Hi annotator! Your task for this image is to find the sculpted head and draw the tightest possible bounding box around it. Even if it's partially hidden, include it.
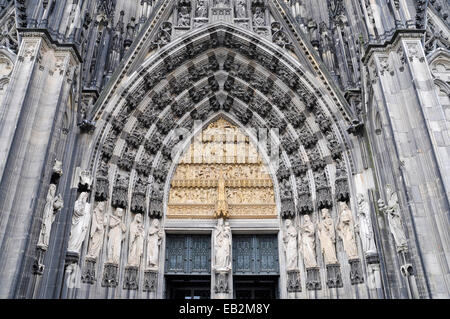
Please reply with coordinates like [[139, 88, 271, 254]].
[[304, 215, 311, 223], [285, 219, 292, 227], [152, 219, 160, 228], [321, 208, 330, 219], [97, 201, 106, 211], [135, 214, 143, 224], [115, 208, 124, 218]]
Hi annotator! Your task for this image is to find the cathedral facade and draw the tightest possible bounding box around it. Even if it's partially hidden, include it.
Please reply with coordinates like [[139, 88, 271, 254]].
[[0, 0, 448, 299]]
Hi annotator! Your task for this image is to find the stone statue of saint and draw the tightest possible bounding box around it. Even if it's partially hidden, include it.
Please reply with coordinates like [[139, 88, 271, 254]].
[[214, 218, 231, 271], [178, 7, 191, 27], [378, 190, 407, 251], [356, 194, 377, 256], [235, 0, 247, 18], [86, 201, 107, 259], [128, 214, 145, 267], [38, 184, 64, 249], [253, 7, 265, 26], [301, 215, 318, 268], [147, 219, 163, 270], [68, 192, 91, 254], [318, 208, 338, 265], [106, 208, 127, 264], [283, 219, 298, 271], [196, 0, 208, 18], [337, 202, 359, 260]]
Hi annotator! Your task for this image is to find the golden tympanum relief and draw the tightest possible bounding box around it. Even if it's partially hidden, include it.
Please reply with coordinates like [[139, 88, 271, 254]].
[[167, 118, 277, 219]]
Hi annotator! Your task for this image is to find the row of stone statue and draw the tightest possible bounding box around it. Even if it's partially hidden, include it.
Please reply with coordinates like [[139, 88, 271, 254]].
[[67, 197, 164, 270], [283, 193, 409, 272]]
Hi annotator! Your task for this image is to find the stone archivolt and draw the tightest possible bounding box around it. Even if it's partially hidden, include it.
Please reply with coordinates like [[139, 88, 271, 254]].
[[167, 118, 277, 219]]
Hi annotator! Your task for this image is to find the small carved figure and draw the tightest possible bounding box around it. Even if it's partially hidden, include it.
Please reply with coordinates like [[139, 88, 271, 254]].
[[356, 194, 377, 256], [318, 209, 338, 265], [128, 214, 145, 267], [147, 219, 163, 270], [106, 208, 127, 264]]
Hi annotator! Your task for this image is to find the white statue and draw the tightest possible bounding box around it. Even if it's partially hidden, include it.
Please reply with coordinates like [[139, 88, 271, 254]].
[[318, 208, 338, 265], [68, 192, 91, 254], [301, 214, 318, 268], [38, 184, 64, 249], [106, 208, 127, 264], [283, 219, 298, 271], [378, 189, 407, 251], [147, 219, 163, 270], [86, 202, 107, 259], [52, 160, 63, 176], [128, 214, 145, 267], [337, 202, 359, 260], [214, 218, 231, 271], [356, 194, 377, 256], [235, 0, 247, 18]]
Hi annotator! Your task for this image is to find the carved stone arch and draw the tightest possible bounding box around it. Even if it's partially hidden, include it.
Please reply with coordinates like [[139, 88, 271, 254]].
[[86, 23, 359, 224]]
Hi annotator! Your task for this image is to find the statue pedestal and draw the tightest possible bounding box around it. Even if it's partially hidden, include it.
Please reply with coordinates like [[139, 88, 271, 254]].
[[143, 269, 158, 293], [326, 264, 343, 288], [214, 269, 230, 298], [306, 267, 321, 291], [101, 263, 119, 288]]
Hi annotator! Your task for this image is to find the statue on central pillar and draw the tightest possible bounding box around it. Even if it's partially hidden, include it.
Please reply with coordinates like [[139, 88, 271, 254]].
[[214, 218, 231, 271]]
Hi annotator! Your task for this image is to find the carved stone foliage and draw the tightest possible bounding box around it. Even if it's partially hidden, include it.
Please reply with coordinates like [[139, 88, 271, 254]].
[[112, 174, 129, 209], [287, 270, 302, 292], [315, 170, 332, 209], [131, 177, 148, 214], [325, 132, 342, 159]]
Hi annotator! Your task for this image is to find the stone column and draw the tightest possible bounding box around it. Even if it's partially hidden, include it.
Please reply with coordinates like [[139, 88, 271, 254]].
[[0, 34, 78, 298]]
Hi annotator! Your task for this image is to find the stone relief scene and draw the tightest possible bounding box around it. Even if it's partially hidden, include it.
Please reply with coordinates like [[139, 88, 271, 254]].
[[0, 0, 448, 301]]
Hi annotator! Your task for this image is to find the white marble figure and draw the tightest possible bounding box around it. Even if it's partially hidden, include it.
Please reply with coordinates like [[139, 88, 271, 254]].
[[253, 7, 265, 26], [38, 184, 64, 249], [214, 218, 231, 271], [147, 219, 163, 270], [356, 194, 377, 256], [337, 202, 359, 260], [106, 208, 127, 264], [68, 192, 91, 254], [378, 190, 408, 251], [318, 208, 338, 265], [301, 215, 318, 268], [86, 202, 107, 259], [178, 7, 191, 27], [52, 160, 63, 176], [283, 219, 298, 271], [128, 214, 145, 267]]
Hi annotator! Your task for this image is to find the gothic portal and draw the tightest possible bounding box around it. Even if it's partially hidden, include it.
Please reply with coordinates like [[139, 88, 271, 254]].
[[0, 0, 449, 299]]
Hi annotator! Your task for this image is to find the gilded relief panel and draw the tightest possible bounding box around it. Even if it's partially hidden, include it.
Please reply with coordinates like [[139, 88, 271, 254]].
[[167, 118, 277, 219]]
